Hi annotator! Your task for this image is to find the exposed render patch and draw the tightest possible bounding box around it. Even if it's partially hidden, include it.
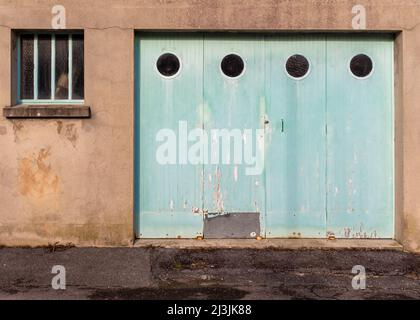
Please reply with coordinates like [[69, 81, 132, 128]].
[[18, 148, 59, 198]]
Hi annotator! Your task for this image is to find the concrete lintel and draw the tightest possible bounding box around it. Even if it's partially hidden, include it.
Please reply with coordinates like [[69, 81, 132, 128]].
[[134, 239, 404, 251]]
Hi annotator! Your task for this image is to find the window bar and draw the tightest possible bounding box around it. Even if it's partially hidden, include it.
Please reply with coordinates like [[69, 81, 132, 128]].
[[68, 34, 73, 100], [17, 35, 21, 102], [51, 34, 56, 100], [33, 34, 38, 100]]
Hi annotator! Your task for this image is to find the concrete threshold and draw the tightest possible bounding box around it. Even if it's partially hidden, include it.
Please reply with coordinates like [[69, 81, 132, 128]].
[[134, 239, 403, 251]]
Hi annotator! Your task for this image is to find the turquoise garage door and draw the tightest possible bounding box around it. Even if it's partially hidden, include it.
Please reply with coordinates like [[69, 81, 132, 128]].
[[135, 34, 394, 239]]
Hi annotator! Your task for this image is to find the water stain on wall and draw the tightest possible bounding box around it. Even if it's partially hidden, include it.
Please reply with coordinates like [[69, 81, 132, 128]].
[[0, 126, 7, 135], [12, 121, 24, 142], [56, 121, 63, 135], [56, 121, 79, 148], [19, 148, 59, 198]]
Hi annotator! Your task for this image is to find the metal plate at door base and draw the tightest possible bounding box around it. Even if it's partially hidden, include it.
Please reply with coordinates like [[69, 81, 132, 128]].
[[204, 212, 261, 239]]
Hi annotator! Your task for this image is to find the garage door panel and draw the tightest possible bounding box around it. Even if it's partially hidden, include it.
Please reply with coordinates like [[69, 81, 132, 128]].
[[203, 35, 266, 238], [326, 35, 394, 238], [137, 34, 204, 238], [135, 33, 395, 240], [265, 35, 327, 238]]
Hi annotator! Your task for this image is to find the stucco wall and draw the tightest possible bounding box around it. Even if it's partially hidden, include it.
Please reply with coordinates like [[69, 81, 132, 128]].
[[0, 0, 419, 251]]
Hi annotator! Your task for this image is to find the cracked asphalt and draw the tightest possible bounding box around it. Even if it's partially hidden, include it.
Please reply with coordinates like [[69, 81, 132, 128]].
[[0, 248, 419, 300]]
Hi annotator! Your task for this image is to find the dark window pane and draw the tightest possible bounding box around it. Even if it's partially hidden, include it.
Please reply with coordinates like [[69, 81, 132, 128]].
[[350, 54, 373, 78], [156, 53, 180, 77], [72, 34, 84, 99], [20, 34, 34, 99], [286, 54, 309, 79], [55, 34, 69, 99], [221, 54, 244, 78], [37, 34, 51, 99]]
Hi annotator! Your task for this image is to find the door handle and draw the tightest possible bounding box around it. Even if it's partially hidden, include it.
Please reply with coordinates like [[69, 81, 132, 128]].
[[264, 118, 284, 132]]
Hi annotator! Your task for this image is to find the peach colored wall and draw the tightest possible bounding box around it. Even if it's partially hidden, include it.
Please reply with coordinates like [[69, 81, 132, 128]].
[[0, 0, 419, 251]]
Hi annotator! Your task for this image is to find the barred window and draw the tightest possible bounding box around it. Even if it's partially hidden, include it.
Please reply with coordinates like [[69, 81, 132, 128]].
[[19, 33, 84, 103]]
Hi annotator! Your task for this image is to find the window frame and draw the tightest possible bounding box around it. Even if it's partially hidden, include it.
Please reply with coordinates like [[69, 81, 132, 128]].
[[284, 54, 311, 81], [220, 53, 246, 79], [17, 31, 84, 105], [348, 53, 375, 80], [155, 52, 182, 79]]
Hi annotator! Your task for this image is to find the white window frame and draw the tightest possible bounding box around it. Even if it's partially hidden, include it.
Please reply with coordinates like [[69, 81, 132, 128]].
[[17, 32, 84, 105]]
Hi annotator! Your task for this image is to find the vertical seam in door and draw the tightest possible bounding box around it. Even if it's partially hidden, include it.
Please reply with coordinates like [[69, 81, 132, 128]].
[[134, 34, 141, 238], [263, 34, 267, 238], [201, 34, 205, 221], [325, 34, 328, 237], [391, 38, 396, 238]]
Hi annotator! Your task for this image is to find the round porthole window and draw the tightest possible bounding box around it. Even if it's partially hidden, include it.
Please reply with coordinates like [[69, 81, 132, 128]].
[[350, 54, 373, 78], [221, 54, 245, 78], [156, 53, 181, 78], [285, 54, 310, 79]]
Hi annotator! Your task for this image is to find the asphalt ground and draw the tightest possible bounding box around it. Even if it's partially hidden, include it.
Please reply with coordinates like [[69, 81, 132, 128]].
[[0, 247, 419, 300]]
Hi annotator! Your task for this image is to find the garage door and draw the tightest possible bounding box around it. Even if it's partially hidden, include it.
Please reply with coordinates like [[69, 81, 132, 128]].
[[135, 34, 394, 239]]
